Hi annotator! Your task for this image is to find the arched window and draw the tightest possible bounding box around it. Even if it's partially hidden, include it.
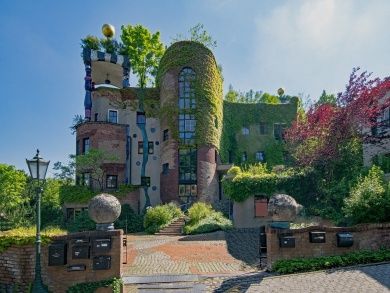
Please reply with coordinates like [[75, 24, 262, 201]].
[[178, 67, 197, 202], [178, 67, 196, 145]]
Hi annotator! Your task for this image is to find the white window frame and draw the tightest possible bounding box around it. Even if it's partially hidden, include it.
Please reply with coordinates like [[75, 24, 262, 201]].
[[107, 109, 118, 124]]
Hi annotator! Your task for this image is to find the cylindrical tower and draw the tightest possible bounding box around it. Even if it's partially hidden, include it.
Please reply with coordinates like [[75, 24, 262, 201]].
[[157, 41, 223, 204]]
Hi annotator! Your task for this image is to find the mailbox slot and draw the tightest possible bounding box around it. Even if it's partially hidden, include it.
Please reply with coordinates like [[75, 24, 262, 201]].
[[309, 231, 326, 243], [92, 238, 111, 254], [71, 237, 89, 245], [48, 242, 67, 266], [67, 264, 86, 272], [72, 245, 90, 259], [337, 232, 353, 247], [279, 236, 295, 248], [93, 255, 111, 270]]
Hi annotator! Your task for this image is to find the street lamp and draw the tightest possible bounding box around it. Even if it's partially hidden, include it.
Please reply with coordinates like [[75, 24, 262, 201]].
[[26, 149, 50, 293]]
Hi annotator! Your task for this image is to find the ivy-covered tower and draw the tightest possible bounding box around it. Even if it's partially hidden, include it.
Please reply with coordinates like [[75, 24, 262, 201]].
[[157, 41, 223, 204]]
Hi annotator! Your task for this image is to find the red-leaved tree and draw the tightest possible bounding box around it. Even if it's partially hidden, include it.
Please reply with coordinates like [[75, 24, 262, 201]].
[[285, 68, 390, 167]]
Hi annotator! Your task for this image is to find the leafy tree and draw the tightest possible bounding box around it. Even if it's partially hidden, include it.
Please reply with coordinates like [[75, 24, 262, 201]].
[[70, 114, 84, 135], [344, 165, 390, 224], [120, 24, 165, 88], [224, 84, 240, 102], [76, 149, 118, 190], [100, 38, 121, 54], [41, 178, 64, 227], [172, 23, 217, 49], [0, 164, 27, 214], [260, 92, 280, 104], [316, 90, 336, 106], [224, 85, 280, 104], [53, 155, 75, 184]]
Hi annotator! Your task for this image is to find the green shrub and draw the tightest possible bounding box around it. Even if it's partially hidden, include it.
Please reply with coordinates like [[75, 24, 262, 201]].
[[343, 165, 390, 224], [372, 154, 390, 173], [0, 226, 66, 253], [184, 202, 232, 235], [272, 248, 390, 274], [114, 204, 144, 233], [143, 203, 183, 234], [66, 211, 95, 233], [67, 277, 123, 293], [187, 202, 213, 224]]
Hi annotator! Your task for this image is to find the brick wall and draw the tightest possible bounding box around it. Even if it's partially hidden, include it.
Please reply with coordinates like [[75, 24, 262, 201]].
[[266, 223, 390, 269], [0, 230, 123, 293]]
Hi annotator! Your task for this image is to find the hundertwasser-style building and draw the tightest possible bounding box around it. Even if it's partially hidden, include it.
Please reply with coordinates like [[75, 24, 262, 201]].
[[72, 40, 298, 215]]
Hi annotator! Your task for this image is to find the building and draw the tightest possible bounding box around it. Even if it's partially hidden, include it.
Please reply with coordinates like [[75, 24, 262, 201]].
[[73, 40, 298, 214]]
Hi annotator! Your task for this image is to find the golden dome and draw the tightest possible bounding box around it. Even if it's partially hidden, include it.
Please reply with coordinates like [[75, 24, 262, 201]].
[[277, 88, 285, 96], [102, 24, 115, 38]]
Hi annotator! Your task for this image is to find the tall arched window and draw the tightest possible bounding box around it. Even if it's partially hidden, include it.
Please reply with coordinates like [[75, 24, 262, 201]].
[[178, 67, 196, 145], [178, 67, 197, 202]]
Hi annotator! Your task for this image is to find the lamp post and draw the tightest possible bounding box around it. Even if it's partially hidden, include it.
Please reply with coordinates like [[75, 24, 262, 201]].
[[26, 149, 50, 293]]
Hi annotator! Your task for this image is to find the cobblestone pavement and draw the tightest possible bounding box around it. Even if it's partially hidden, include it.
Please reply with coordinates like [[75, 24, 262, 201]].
[[205, 264, 390, 292], [123, 232, 255, 276]]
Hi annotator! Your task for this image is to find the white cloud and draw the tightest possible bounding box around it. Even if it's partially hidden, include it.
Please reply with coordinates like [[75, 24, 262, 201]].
[[251, 0, 390, 99]]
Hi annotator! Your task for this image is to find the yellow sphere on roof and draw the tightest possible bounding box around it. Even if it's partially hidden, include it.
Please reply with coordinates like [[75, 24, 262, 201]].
[[102, 24, 115, 38], [277, 87, 285, 96]]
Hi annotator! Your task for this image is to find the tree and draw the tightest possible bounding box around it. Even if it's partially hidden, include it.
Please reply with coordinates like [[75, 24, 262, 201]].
[[172, 23, 217, 49], [53, 155, 76, 184], [224, 85, 280, 104], [260, 92, 280, 104], [76, 149, 118, 190], [285, 68, 390, 167], [0, 164, 27, 213], [316, 90, 336, 106], [81, 35, 100, 51], [120, 25, 165, 88], [344, 165, 390, 224]]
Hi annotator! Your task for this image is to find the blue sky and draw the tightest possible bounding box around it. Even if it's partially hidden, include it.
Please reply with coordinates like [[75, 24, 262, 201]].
[[0, 0, 389, 175]]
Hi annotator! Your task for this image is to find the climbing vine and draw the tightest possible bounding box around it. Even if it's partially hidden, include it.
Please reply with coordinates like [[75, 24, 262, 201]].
[[157, 41, 223, 148], [220, 100, 298, 164]]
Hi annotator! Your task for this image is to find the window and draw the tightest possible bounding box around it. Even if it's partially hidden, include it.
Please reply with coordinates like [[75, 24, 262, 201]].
[[82, 172, 91, 187], [141, 176, 150, 187], [162, 163, 169, 175], [106, 175, 118, 189], [163, 129, 169, 141], [138, 141, 154, 154], [94, 113, 98, 121], [228, 151, 233, 164], [179, 184, 197, 202], [256, 151, 265, 162], [259, 123, 269, 135], [255, 199, 268, 217], [108, 110, 118, 123], [242, 152, 247, 162], [76, 140, 80, 155], [179, 148, 197, 183], [136, 112, 146, 124], [179, 68, 196, 145], [274, 123, 287, 140], [178, 67, 196, 110], [179, 114, 196, 145], [148, 142, 154, 154], [242, 127, 249, 135], [138, 141, 143, 154], [83, 138, 90, 154], [66, 208, 74, 221]]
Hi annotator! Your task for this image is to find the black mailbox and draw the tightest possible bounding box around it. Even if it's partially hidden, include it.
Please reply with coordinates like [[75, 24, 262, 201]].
[[337, 232, 353, 247], [72, 245, 90, 259], [309, 231, 326, 243], [92, 238, 111, 253], [72, 237, 89, 245], [93, 255, 111, 270], [279, 236, 295, 248], [48, 242, 67, 266]]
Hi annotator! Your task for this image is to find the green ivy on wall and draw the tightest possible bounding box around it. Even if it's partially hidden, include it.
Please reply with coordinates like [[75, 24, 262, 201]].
[[156, 41, 223, 148], [222, 165, 313, 202], [220, 100, 298, 165]]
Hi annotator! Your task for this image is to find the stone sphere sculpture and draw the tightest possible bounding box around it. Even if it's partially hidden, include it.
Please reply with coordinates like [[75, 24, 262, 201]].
[[268, 194, 303, 221], [88, 193, 121, 231]]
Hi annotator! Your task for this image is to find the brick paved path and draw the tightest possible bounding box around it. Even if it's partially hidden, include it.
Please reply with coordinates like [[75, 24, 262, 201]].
[[123, 232, 255, 276]]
